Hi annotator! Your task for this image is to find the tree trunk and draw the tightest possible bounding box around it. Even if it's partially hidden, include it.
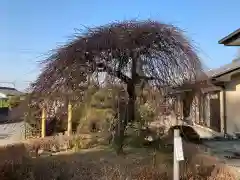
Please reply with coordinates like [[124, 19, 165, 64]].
[[128, 53, 137, 123], [114, 123, 126, 155], [127, 81, 136, 123], [113, 96, 127, 155], [113, 53, 138, 154]]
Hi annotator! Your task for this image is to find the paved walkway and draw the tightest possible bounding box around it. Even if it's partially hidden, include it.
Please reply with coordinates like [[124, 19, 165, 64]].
[[192, 124, 222, 138]]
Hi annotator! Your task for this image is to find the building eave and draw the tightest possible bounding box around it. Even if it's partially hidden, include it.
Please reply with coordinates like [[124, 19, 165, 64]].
[[218, 28, 240, 46]]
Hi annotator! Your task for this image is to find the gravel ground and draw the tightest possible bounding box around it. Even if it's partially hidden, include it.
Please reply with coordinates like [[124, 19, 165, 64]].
[[203, 139, 240, 176], [0, 121, 26, 145]]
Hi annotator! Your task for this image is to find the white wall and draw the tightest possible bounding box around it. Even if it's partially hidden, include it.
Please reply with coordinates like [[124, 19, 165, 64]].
[[225, 75, 240, 135], [0, 92, 7, 98]]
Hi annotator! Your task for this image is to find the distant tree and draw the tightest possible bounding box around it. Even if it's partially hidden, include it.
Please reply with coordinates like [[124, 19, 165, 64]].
[[31, 20, 204, 154], [8, 96, 21, 109]]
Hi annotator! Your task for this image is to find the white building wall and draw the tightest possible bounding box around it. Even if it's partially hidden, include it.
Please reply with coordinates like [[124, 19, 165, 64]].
[[225, 75, 240, 135]]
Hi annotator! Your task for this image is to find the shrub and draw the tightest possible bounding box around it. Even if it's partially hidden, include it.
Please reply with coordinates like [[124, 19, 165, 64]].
[[8, 96, 22, 109], [71, 135, 99, 151]]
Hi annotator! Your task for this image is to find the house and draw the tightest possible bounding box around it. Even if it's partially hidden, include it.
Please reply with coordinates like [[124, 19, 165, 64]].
[[0, 86, 23, 98], [0, 87, 23, 116], [204, 29, 240, 136], [204, 58, 240, 135], [218, 28, 240, 46], [166, 29, 240, 136], [184, 29, 240, 135]]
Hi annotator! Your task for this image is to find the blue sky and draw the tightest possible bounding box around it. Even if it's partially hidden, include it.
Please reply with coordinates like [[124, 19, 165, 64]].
[[1, 0, 239, 90]]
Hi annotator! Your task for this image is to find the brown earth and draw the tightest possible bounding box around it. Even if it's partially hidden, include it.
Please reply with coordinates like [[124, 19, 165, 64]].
[[0, 134, 237, 180]]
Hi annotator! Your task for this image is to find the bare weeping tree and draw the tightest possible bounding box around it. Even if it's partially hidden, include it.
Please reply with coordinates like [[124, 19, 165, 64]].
[[31, 20, 204, 154]]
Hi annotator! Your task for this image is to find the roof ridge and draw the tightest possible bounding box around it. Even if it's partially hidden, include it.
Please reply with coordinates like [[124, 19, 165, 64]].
[[0, 87, 17, 90]]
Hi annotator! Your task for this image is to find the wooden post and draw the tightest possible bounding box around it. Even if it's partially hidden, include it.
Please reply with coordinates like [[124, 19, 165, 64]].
[[41, 107, 46, 138], [67, 102, 72, 136], [177, 94, 181, 124], [173, 94, 184, 180], [173, 129, 180, 180]]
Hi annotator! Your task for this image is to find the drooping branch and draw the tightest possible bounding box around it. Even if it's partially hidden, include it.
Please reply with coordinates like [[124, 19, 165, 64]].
[[31, 20, 204, 97], [28, 20, 207, 154], [97, 62, 131, 84]]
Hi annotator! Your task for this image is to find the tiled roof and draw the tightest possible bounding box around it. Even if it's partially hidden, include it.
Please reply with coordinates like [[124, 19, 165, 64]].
[[166, 59, 240, 94], [219, 28, 240, 45], [206, 58, 240, 78], [0, 87, 23, 96]]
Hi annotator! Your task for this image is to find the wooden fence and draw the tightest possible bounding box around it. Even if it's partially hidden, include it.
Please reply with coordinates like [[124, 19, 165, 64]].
[[24, 101, 73, 139]]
